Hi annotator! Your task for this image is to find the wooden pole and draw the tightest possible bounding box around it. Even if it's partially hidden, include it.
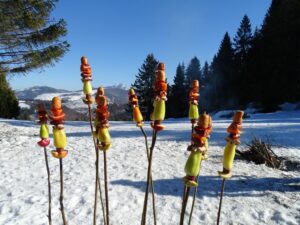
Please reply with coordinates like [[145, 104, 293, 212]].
[[187, 175, 200, 225], [59, 158, 68, 225], [88, 105, 107, 225], [140, 127, 157, 225], [216, 179, 226, 225], [103, 151, 109, 225], [93, 143, 100, 225], [43, 147, 52, 225], [141, 130, 157, 225]]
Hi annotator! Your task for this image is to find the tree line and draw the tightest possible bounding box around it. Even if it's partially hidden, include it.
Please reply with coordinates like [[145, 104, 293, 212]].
[[132, 0, 300, 119]]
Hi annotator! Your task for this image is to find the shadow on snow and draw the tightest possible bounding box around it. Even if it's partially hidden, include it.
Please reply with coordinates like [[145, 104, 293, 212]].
[[111, 175, 300, 198]]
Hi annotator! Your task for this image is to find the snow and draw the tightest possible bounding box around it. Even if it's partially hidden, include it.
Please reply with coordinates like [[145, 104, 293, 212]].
[[279, 102, 300, 111], [0, 111, 299, 225], [18, 101, 30, 109]]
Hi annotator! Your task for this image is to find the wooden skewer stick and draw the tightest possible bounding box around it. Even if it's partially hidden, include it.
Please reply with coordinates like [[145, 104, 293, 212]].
[[187, 175, 200, 225], [49, 97, 68, 225], [87, 104, 107, 225], [43, 147, 52, 225], [181, 112, 210, 225], [128, 87, 157, 225], [59, 158, 68, 225], [140, 62, 168, 225], [94, 87, 112, 225], [103, 150, 110, 225], [141, 130, 158, 225], [140, 126, 157, 225], [180, 186, 191, 225], [216, 178, 226, 225], [37, 103, 52, 225], [80, 57, 106, 225], [217, 111, 244, 225]]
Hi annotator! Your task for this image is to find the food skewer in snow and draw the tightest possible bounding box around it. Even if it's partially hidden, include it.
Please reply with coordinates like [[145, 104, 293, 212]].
[[81, 56, 94, 104], [187, 113, 213, 225], [37, 103, 51, 148], [180, 113, 210, 225], [80, 57, 106, 225], [128, 88, 157, 225], [216, 111, 244, 225], [94, 87, 111, 225], [37, 103, 52, 225], [188, 80, 200, 126], [141, 62, 168, 225], [49, 96, 68, 225], [150, 62, 167, 131], [128, 88, 144, 127], [49, 97, 67, 159]]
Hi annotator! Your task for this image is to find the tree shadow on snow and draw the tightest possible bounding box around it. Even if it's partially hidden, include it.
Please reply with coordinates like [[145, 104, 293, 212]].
[[111, 175, 300, 198], [66, 128, 191, 141], [0, 119, 36, 128]]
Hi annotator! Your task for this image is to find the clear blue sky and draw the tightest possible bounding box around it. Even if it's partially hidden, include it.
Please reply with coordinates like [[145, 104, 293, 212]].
[[9, 0, 272, 91]]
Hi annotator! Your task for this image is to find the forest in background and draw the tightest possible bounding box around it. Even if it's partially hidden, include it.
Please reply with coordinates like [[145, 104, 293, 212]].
[[132, 0, 300, 119]]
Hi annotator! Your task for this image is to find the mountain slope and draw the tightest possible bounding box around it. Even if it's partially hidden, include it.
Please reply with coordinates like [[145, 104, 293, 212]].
[[16, 85, 130, 120]]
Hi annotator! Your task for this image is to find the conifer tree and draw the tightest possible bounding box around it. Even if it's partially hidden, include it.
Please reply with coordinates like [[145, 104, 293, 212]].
[[210, 32, 235, 110], [0, 72, 20, 118], [132, 54, 159, 120], [0, 0, 69, 74], [200, 61, 210, 111], [186, 57, 202, 87], [201, 61, 210, 85], [168, 63, 188, 118], [233, 15, 253, 62], [250, 0, 300, 109], [233, 14, 253, 105]]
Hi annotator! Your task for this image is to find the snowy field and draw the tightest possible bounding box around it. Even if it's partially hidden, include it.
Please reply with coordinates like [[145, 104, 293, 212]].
[[0, 110, 299, 225]]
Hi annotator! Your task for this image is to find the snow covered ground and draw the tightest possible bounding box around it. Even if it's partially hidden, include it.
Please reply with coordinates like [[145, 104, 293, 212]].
[[0, 110, 299, 225]]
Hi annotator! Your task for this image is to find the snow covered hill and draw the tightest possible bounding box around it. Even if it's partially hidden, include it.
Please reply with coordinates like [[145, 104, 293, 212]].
[[15, 85, 129, 120], [0, 111, 299, 225], [16, 85, 128, 105]]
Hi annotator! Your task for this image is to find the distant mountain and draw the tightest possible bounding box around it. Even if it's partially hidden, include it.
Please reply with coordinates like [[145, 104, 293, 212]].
[[16, 86, 70, 100], [16, 85, 130, 121], [16, 85, 128, 105]]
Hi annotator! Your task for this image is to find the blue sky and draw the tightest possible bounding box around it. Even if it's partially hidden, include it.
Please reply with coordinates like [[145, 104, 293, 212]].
[[9, 0, 271, 91]]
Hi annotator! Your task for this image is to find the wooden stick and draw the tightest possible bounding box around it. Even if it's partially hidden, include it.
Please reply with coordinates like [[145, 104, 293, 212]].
[[103, 150, 110, 225], [43, 147, 52, 225], [141, 130, 158, 225], [216, 179, 226, 225], [93, 143, 100, 225], [140, 127, 157, 225], [88, 105, 107, 225], [187, 175, 200, 225], [179, 186, 187, 225], [187, 160, 203, 225], [59, 158, 68, 225], [180, 186, 190, 225]]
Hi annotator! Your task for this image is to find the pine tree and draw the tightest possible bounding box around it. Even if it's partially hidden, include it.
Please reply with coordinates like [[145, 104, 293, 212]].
[[168, 63, 188, 118], [233, 14, 253, 105], [199, 61, 210, 111], [249, 0, 300, 110], [186, 57, 202, 87], [0, 72, 20, 118], [131, 54, 159, 120], [0, 0, 69, 74], [209, 32, 235, 110], [201, 61, 210, 85], [233, 15, 253, 61]]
